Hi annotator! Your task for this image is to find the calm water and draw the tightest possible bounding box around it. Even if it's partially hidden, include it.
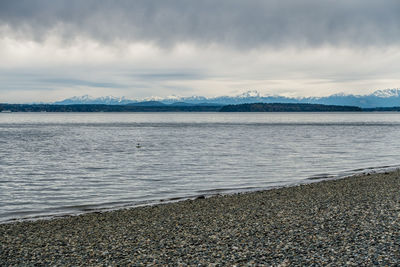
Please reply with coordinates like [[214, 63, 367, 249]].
[[1, 112, 400, 222]]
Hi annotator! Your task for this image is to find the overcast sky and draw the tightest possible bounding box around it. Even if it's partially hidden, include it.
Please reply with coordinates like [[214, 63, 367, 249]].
[[1, 0, 400, 102]]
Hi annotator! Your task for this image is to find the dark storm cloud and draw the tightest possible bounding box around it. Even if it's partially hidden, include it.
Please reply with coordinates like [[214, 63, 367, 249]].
[[0, 0, 399, 48]]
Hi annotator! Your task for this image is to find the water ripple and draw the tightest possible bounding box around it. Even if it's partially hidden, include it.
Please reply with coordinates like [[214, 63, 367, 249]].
[[1, 112, 400, 222]]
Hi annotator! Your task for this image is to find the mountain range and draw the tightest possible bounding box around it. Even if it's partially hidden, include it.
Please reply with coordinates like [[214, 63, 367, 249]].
[[53, 89, 400, 108]]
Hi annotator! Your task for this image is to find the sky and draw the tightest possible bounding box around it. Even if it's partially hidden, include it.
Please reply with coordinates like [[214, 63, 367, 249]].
[[1, 0, 400, 103]]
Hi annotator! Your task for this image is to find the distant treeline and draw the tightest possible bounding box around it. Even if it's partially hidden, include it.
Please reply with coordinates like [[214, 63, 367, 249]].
[[362, 107, 400, 112], [219, 103, 363, 112], [0, 104, 222, 112], [1, 103, 400, 112]]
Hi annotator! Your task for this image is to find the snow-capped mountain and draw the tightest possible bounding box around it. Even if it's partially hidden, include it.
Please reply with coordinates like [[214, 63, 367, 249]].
[[302, 89, 400, 108], [371, 89, 400, 98], [53, 89, 400, 108], [54, 95, 134, 105], [237, 90, 262, 98]]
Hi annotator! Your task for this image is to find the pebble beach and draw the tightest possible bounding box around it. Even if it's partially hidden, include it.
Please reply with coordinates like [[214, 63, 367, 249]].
[[1, 171, 399, 266]]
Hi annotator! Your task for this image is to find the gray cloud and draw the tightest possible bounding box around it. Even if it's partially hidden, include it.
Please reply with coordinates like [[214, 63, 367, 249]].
[[1, 0, 400, 48], [131, 71, 206, 81], [40, 78, 126, 88]]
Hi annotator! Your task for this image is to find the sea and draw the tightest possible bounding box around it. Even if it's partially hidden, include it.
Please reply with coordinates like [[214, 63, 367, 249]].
[[1, 112, 400, 223]]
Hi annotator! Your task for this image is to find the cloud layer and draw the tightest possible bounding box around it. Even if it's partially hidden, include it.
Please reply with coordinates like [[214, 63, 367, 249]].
[[1, 0, 400, 48], [1, 1, 400, 102]]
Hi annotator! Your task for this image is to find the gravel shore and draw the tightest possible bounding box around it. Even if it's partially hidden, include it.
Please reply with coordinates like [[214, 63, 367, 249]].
[[1, 171, 399, 266]]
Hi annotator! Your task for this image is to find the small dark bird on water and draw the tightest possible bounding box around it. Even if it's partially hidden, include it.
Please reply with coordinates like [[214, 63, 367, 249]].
[[136, 143, 141, 148]]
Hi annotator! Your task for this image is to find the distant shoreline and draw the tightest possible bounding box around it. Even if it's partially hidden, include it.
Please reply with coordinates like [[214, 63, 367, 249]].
[[1, 102, 400, 112], [1, 170, 399, 265]]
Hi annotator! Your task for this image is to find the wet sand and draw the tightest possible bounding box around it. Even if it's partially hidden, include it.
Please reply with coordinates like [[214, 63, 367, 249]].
[[1, 171, 399, 266]]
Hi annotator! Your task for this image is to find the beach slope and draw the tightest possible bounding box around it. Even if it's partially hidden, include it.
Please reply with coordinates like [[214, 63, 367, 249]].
[[1, 171, 399, 265]]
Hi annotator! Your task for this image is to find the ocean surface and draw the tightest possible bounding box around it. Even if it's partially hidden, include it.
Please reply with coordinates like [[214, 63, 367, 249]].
[[1, 112, 400, 223]]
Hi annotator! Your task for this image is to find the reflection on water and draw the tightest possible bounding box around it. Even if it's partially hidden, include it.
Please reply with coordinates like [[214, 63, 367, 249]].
[[1, 112, 400, 222]]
